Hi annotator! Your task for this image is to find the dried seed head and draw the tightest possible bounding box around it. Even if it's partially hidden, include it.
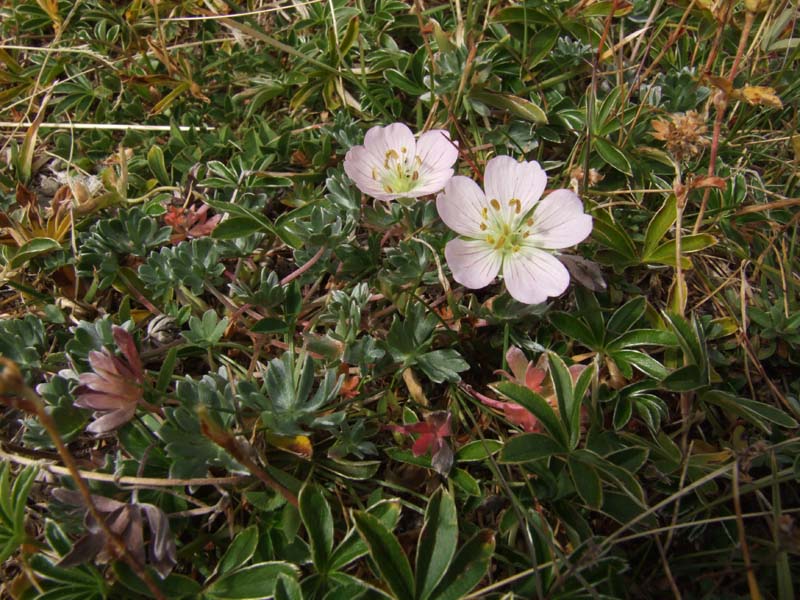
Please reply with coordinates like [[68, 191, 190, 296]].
[[651, 110, 709, 162], [0, 357, 24, 397]]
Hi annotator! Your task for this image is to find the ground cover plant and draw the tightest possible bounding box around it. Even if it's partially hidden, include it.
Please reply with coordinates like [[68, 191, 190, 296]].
[[0, 0, 799, 598]]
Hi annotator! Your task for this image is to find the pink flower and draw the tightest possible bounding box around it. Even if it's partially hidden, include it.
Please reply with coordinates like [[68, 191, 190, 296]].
[[436, 156, 592, 304], [344, 123, 458, 201], [75, 326, 145, 435], [476, 347, 586, 433], [387, 411, 453, 475], [164, 203, 221, 243]]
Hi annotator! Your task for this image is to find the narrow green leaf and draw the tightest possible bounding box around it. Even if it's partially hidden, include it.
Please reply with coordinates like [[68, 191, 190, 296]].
[[9, 238, 61, 269], [454, 439, 502, 462], [493, 381, 568, 447], [645, 234, 717, 264], [147, 145, 170, 185], [568, 455, 603, 509], [611, 350, 668, 380], [607, 329, 678, 350], [470, 89, 547, 123], [606, 297, 647, 335], [204, 562, 299, 600], [217, 525, 259, 576], [251, 317, 288, 334], [415, 488, 458, 600], [299, 482, 334, 572], [549, 312, 598, 349], [594, 138, 632, 175], [329, 500, 401, 571], [274, 573, 303, 600], [547, 352, 577, 447], [662, 364, 706, 391], [212, 217, 265, 240], [428, 530, 495, 600], [643, 195, 676, 257], [353, 511, 414, 600]]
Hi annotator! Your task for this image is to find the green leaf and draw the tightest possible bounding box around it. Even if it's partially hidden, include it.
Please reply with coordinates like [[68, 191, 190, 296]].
[[568, 455, 603, 509], [217, 525, 259, 576], [212, 216, 266, 240], [494, 381, 568, 447], [645, 234, 717, 264], [662, 364, 706, 391], [415, 488, 458, 600], [251, 317, 288, 334], [607, 329, 678, 350], [547, 353, 577, 447], [591, 213, 637, 260], [613, 396, 633, 430], [611, 350, 668, 380], [204, 562, 300, 600], [9, 238, 61, 269], [274, 573, 303, 600], [455, 439, 502, 462], [470, 89, 547, 124], [329, 500, 401, 571], [416, 349, 469, 383], [606, 297, 646, 335], [702, 390, 798, 432], [450, 468, 481, 496], [428, 530, 495, 600], [643, 195, 676, 257], [385, 69, 426, 95], [353, 511, 414, 600], [299, 482, 334, 572], [147, 145, 170, 185], [594, 138, 632, 175], [549, 312, 598, 349], [499, 433, 566, 463]]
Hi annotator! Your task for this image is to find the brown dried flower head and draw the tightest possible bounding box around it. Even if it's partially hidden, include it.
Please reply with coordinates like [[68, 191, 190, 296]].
[[651, 110, 709, 162], [54, 488, 177, 578], [75, 325, 144, 434]]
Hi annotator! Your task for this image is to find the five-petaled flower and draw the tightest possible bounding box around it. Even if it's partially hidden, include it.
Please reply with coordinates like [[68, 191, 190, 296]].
[[344, 123, 458, 201], [75, 325, 145, 435], [436, 156, 592, 304]]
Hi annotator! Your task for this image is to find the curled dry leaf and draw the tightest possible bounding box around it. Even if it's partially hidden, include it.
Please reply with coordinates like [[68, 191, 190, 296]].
[[53, 488, 177, 578], [388, 410, 453, 475]]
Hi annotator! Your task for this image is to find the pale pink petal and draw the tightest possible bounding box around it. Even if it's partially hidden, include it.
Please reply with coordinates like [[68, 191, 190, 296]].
[[75, 391, 128, 410], [85, 406, 137, 434], [529, 189, 593, 249], [436, 176, 490, 237], [344, 146, 394, 200], [415, 130, 458, 174], [483, 156, 547, 223], [444, 238, 502, 289], [409, 170, 455, 197], [113, 326, 143, 380], [505, 347, 530, 383], [364, 123, 416, 163], [502, 247, 571, 304]]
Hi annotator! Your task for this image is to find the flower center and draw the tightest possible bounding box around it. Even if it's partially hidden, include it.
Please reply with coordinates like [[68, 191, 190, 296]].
[[480, 199, 534, 255], [373, 147, 422, 195]]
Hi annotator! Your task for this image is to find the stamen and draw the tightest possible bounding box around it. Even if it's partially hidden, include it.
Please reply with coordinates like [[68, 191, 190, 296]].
[[490, 199, 501, 211], [509, 198, 522, 214], [495, 236, 506, 249], [486, 235, 495, 245], [401, 147, 407, 153], [384, 184, 394, 193], [371, 167, 378, 180], [481, 207, 488, 219], [479, 223, 487, 231], [526, 218, 534, 227], [512, 245, 520, 253], [412, 171, 419, 181], [385, 149, 400, 160]]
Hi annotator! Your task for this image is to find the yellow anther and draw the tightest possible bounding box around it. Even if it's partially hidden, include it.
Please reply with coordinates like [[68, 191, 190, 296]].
[[384, 185, 394, 193], [371, 167, 378, 180], [495, 235, 506, 249], [481, 207, 488, 219], [385, 149, 400, 160], [490, 199, 501, 211], [412, 171, 419, 181], [479, 223, 487, 231], [526, 218, 534, 227], [486, 235, 495, 245], [401, 147, 407, 153], [512, 245, 520, 253], [509, 198, 522, 214]]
